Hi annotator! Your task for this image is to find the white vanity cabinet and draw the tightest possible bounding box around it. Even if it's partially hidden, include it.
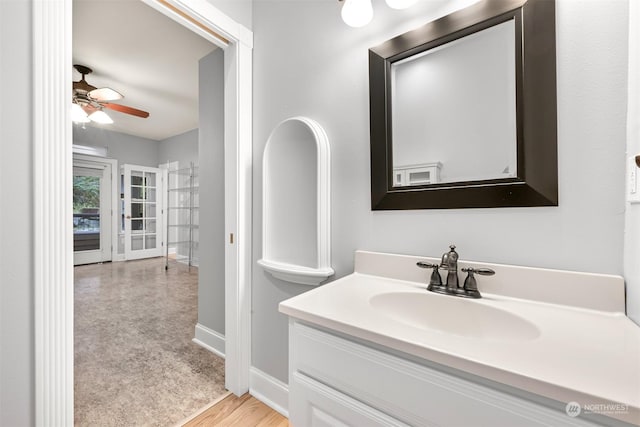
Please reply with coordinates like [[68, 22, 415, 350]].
[[289, 320, 602, 427], [280, 251, 639, 426]]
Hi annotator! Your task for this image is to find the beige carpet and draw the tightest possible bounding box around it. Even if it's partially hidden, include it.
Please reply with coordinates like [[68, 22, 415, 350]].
[[74, 258, 226, 426]]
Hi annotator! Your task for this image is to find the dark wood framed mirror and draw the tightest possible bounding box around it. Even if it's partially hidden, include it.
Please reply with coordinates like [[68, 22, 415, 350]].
[[369, 0, 557, 210]]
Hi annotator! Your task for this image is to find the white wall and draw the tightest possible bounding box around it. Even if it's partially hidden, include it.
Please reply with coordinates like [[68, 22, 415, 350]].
[[73, 126, 159, 167], [198, 49, 226, 335], [252, 0, 630, 383], [0, 0, 35, 424]]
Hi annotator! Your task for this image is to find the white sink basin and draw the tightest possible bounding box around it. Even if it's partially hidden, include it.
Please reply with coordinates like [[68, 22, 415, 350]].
[[369, 291, 540, 341]]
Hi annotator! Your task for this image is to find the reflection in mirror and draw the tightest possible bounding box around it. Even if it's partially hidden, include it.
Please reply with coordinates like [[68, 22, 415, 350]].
[[369, 0, 557, 210], [391, 20, 516, 186]]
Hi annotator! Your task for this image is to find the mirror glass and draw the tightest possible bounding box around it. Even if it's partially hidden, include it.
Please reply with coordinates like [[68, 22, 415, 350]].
[[391, 20, 516, 187], [369, 0, 557, 210]]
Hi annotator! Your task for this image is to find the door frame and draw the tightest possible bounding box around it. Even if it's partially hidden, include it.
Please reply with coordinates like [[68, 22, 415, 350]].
[[33, 0, 253, 424], [72, 154, 117, 265], [122, 164, 165, 260]]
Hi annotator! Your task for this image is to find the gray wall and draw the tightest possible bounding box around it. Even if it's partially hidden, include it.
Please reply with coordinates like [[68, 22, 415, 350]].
[[158, 128, 199, 168], [207, 0, 252, 30], [0, 1, 631, 425], [0, 0, 35, 424], [198, 49, 226, 334], [73, 126, 159, 167], [252, 0, 630, 383]]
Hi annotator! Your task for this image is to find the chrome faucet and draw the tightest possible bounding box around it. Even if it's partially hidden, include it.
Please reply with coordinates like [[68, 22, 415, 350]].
[[440, 245, 460, 292], [416, 244, 495, 299]]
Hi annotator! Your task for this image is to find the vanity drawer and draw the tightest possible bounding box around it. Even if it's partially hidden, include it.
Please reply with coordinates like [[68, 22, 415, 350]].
[[290, 321, 600, 427]]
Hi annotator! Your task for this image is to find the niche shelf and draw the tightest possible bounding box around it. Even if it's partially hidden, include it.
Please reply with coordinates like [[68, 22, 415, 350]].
[[258, 117, 333, 286]]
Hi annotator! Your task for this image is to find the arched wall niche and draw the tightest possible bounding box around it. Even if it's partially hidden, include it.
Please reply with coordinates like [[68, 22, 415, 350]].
[[258, 117, 333, 286]]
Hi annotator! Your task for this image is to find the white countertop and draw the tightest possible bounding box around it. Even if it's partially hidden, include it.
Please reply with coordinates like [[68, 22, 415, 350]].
[[279, 251, 640, 425]]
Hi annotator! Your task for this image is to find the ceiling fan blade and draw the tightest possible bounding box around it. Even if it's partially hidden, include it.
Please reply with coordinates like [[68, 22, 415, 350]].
[[102, 103, 149, 118], [89, 87, 123, 102]]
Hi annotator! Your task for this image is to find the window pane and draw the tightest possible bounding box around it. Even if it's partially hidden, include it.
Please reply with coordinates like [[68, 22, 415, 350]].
[[145, 235, 156, 249], [73, 175, 100, 252], [131, 203, 144, 218]]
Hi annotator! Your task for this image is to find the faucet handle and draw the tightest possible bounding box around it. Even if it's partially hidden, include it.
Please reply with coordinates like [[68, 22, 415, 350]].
[[460, 267, 494, 299], [416, 262, 443, 287], [462, 267, 495, 276], [417, 262, 438, 269]]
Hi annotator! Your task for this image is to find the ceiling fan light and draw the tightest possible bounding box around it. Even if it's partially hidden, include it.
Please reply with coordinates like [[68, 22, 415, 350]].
[[89, 110, 114, 124], [385, 0, 418, 9], [89, 87, 124, 102], [71, 103, 90, 123], [341, 0, 373, 28]]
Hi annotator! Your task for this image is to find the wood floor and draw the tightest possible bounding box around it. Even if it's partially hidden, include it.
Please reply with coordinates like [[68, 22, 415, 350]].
[[183, 393, 289, 427]]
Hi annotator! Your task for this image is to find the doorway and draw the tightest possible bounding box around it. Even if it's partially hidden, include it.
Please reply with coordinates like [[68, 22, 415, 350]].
[[122, 164, 164, 260], [71, 1, 228, 423], [33, 0, 253, 423], [73, 157, 113, 265]]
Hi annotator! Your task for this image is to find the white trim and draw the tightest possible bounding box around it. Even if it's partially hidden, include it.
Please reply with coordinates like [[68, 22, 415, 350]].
[[193, 323, 226, 359], [249, 367, 289, 418], [34, 0, 73, 424], [257, 259, 334, 286], [221, 35, 253, 395], [141, 0, 253, 49], [72, 144, 107, 157], [35, 0, 253, 421]]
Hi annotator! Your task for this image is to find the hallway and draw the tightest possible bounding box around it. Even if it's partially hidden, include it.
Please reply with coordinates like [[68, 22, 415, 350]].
[[74, 258, 225, 426]]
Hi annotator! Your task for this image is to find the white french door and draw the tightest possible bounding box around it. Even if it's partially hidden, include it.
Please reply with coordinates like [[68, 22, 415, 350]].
[[122, 164, 164, 260], [73, 160, 112, 266]]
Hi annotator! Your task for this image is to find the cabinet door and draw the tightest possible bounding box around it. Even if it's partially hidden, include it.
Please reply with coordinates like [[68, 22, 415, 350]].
[[290, 372, 411, 427], [291, 322, 603, 427]]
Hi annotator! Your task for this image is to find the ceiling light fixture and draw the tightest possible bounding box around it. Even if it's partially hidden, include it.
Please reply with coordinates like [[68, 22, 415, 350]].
[[71, 103, 90, 123], [88, 109, 114, 124], [339, 0, 417, 27], [72, 99, 114, 125], [340, 0, 374, 28]]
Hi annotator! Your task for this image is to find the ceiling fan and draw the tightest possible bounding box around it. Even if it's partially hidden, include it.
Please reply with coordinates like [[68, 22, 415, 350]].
[[72, 64, 149, 124]]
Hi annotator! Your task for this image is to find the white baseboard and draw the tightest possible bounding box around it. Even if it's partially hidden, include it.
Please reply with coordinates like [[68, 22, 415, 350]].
[[249, 367, 289, 417], [193, 323, 225, 359]]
